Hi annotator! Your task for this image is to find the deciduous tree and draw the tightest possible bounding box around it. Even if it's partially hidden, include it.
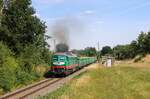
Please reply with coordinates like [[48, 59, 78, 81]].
[[0, 0, 47, 53], [101, 46, 113, 56]]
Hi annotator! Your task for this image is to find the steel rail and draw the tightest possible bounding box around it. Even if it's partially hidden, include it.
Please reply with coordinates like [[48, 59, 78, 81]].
[[0, 78, 62, 99]]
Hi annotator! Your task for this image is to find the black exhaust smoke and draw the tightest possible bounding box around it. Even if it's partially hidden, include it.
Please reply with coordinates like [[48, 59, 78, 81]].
[[56, 43, 69, 52], [51, 17, 84, 52]]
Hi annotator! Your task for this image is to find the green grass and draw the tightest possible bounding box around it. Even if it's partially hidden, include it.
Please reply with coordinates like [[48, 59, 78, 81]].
[[41, 63, 150, 99]]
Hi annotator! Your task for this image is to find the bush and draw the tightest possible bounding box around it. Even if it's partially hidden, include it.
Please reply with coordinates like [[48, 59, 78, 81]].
[[0, 67, 16, 92], [134, 54, 146, 62], [18, 44, 49, 73], [16, 71, 36, 85], [134, 56, 142, 62], [0, 42, 49, 93], [0, 42, 19, 92]]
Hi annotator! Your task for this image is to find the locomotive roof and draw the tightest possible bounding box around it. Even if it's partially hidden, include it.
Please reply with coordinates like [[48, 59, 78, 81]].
[[54, 52, 77, 57]]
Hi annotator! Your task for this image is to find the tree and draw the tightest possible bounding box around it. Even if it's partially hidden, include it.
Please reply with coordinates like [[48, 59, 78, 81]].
[[144, 32, 150, 53], [113, 43, 139, 60], [101, 46, 113, 56], [0, 0, 50, 72], [0, 0, 3, 12], [0, 0, 2, 7], [137, 32, 147, 54], [129, 40, 138, 57], [0, 0, 3, 20], [0, 0, 47, 53], [113, 45, 124, 59], [113, 31, 150, 60], [75, 49, 87, 57], [0, 0, 50, 92], [71, 47, 97, 57], [85, 47, 97, 57]]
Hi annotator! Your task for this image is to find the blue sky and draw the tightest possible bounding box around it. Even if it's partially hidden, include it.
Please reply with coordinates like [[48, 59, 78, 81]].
[[32, 0, 150, 50]]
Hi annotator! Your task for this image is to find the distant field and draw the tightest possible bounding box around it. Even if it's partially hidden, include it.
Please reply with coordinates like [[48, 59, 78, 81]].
[[41, 62, 150, 99]]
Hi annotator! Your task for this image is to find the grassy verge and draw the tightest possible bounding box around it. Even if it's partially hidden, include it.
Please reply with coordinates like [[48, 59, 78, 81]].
[[41, 62, 150, 99]]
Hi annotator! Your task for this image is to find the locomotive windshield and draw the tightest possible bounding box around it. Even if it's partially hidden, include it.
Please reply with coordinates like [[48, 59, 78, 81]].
[[52, 55, 67, 66], [53, 55, 66, 61]]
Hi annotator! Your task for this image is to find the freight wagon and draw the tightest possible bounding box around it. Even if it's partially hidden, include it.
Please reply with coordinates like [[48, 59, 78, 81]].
[[51, 52, 97, 75]]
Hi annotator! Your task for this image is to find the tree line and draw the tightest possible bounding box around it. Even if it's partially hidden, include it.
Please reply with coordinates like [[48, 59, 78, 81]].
[[100, 32, 150, 60], [71, 47, 97, 57], [0, 0, 50, 93], [71, 30, 150, 60]]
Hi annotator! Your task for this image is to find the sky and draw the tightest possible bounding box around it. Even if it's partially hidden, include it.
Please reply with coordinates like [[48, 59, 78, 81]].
[[32, 0, 150, 50]]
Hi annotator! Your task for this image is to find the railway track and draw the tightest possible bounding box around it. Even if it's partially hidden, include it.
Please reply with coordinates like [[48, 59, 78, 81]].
[[0, 64, 89, 99], [0, 78, 62, 99]]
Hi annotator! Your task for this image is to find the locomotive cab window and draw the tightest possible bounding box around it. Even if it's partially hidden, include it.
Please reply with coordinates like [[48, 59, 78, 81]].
[[53, 57, 58, 61], [53, 55, 66, 61], [59, 57, 66, 61]]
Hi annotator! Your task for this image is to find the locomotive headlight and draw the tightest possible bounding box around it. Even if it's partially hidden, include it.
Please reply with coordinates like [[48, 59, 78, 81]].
[[53, 62, 65, 65], [59, 62, 65, 65], [53, 62, 58, 65]]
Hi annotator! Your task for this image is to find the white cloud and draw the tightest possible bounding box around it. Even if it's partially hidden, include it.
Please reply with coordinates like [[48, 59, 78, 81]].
[[84, 10, 95, 15], [77, 10, 95, 17]]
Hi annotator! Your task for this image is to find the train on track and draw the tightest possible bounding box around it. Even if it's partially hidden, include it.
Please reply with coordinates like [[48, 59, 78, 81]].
[[51, 52, 97, 75]]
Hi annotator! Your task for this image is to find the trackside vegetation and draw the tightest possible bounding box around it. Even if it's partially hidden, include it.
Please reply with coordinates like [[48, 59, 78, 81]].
[[41, 63, 150, 99], [0, 0, 50, 94]]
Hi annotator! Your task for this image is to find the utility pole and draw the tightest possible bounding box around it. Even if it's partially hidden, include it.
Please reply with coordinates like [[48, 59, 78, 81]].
[[98, 42, 100, 52], [53, 39, 56, 52], [97, 42, 100, 63]]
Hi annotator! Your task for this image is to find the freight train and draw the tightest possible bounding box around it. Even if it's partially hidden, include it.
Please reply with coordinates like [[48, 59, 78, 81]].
[[51, 52, 97, 75]]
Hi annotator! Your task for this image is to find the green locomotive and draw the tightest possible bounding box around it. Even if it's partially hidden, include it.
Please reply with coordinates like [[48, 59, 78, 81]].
[[51, 52, 97, 75]]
